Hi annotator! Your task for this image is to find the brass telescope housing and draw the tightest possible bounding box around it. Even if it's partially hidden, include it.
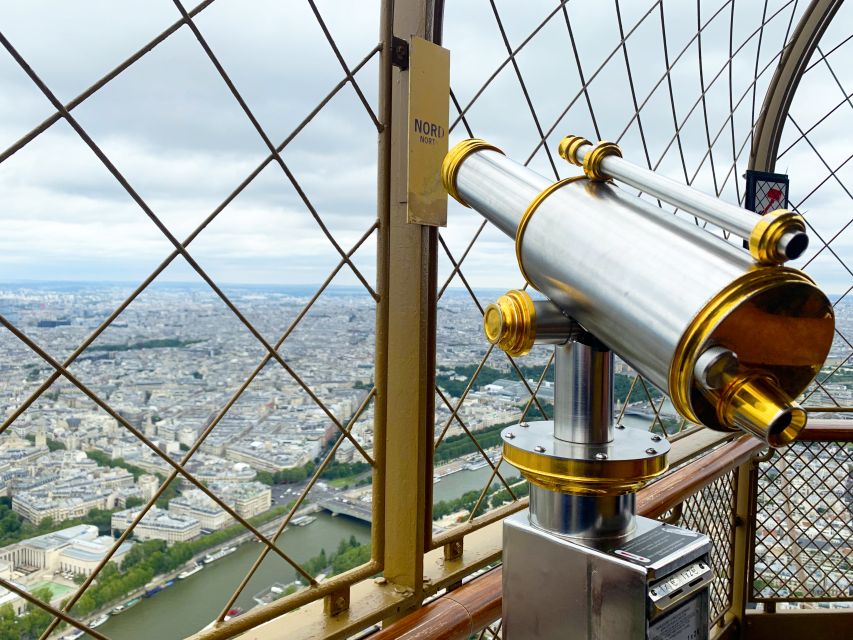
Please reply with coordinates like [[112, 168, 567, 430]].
[[442, 137, 834, 452]]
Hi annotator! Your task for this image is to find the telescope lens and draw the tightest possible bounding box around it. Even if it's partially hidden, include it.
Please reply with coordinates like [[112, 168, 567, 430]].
[[766, 407, 807, 447], [483, 304, 504, 344], [780, 231, 809, 261]]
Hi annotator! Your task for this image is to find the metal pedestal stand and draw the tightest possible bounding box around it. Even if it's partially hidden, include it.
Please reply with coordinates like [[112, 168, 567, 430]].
[[500, 341, 713, 639]]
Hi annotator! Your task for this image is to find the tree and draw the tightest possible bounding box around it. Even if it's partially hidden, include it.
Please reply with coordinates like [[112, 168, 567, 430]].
[[19, 587, 53, 639], [0, 604, 19, 640]]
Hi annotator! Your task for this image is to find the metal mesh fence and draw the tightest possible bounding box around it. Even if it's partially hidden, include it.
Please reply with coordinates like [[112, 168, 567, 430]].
[[476, 620, 503, 639], [752, 440, 853, 602], [773, 0, 853, 415], [0, 1, 381, 637], [680, 470, 738, 625]]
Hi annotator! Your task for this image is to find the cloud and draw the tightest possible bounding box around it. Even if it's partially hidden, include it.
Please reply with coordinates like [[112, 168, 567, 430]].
[[0, 0, 850, 295]]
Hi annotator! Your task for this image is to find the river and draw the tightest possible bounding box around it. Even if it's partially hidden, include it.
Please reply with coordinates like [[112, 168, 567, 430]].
[[91, 512, 368, 640], [86, 412, 659, 639]]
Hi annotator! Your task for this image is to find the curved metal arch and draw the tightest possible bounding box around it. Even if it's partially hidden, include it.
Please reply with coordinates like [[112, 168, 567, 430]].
[[750, 0, 844, 172]]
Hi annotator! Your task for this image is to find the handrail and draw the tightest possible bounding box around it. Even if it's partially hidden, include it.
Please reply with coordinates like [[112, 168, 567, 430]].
[[794, 418, 853, 441], [370, 567, 503, 640], [638, 435, 762, 519]]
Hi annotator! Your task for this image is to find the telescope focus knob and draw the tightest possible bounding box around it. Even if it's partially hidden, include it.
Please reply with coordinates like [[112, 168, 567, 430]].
[[484, 290, 537, 357], [484, 290, 584, 357]]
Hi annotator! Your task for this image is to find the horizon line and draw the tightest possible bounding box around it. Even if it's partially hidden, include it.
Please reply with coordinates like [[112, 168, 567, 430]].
[[0, 278, 850, 299]]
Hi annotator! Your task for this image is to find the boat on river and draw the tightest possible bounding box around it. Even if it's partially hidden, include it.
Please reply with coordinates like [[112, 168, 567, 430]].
[[253, 582, 293, 605], [203, 546, 237, 564], [178, 563, 203, 579], [111, 596, 141, 615], [90, 614, 110, 627]]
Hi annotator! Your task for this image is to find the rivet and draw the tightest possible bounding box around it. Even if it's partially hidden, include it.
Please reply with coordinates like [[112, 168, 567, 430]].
[[646, 447, 657, 455], [519, 422, 529, 428], [506, 432, 516, 439], [594, 452, 607, 461], [534, 445, 546, 453], [651, 435, 662, 442]]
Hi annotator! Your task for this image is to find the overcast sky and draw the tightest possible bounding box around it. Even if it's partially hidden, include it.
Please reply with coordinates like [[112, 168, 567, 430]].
[[0, 0, 850, 294]]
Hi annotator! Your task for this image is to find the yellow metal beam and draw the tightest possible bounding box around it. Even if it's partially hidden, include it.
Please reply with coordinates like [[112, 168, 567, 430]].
[[729, 458, 758, 635], [379, 0, 441, 608]]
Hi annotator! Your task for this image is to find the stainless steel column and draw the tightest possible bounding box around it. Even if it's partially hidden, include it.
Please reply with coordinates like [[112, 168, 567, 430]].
[[553, 342, 613, 444], [529, 485, 636, 539], [528, 342, 635, 539]]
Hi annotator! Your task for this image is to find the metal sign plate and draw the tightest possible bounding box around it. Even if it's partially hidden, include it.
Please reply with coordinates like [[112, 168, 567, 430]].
[[406, 36, 450, 226], [648, 596, 708, 640], [612, 524, 704, 566], [745, 169, 789, 214]]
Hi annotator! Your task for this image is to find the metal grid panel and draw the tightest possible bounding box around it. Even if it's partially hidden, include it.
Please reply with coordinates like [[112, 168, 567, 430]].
[[475, 620, 503, 639], [0, 2, 382, 638], [680, 470, 739, 625], [751, 440, 853, 602], [432, 0, 812, 544]]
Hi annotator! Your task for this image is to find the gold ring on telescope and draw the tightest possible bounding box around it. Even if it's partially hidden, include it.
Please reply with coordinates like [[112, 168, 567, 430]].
[[557, 135, 592, 166], [441, 139, 504, 207], [582, 141, 622, 181], [515, 176, 588, 289], [502, 422, 669, 496], [748, 209, 807, 265], [483, 289, 537, 357]]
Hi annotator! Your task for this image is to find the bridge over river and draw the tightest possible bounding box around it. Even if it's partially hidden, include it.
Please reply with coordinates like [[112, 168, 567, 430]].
[[317, 498, 372, 523]]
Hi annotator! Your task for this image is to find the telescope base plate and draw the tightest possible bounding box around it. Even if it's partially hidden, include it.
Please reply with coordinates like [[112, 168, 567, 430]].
[[502, 421, 669, 495]]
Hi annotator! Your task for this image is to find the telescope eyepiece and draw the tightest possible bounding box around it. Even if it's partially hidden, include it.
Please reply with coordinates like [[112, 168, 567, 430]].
[[748, 209, 808, 265], [694, 346, 739, 390], [714, 373, 808, 447]]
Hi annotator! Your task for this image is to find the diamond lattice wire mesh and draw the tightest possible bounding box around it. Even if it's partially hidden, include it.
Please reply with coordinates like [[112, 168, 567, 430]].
[[0, 1, 382, 637], [432, 0, 812, 536], [475, 619, 503, 639], [771, 1, 853, 415], [751, 441, 853, 602], [678, 470, 738, 625]]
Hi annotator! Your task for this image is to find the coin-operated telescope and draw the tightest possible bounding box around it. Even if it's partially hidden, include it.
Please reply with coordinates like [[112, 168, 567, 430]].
[[442, 135, 834, 640]]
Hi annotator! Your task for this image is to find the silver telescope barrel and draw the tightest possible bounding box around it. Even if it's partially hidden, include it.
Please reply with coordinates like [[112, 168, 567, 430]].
[[442, 139, 835, 447], [558, 135, 808, 265]]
